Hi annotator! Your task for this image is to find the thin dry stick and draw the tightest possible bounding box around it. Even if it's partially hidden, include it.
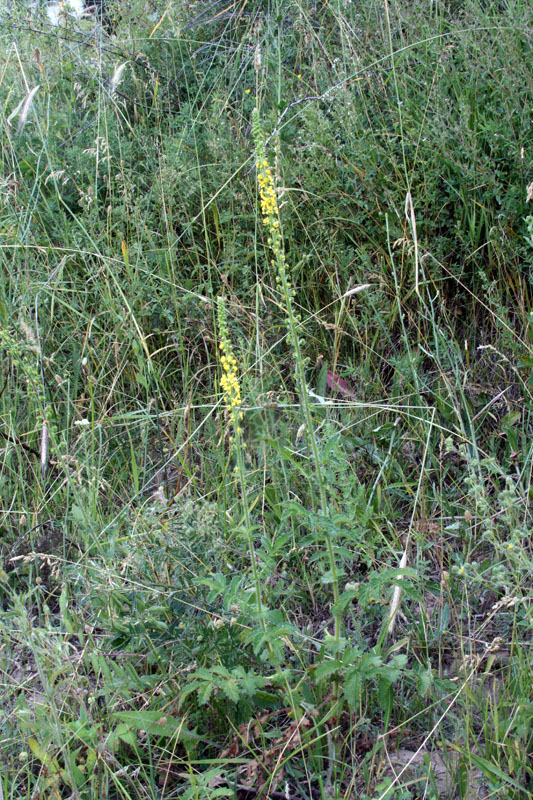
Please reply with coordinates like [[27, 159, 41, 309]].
[[387, 407, 435, 636], [405, 191, 420, 296], [35, 257, 66, 481]]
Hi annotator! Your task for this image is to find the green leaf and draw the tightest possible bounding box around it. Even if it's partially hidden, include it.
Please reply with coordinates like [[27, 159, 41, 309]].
[[469, 753, 525, 791], [313, 660, 342, 682], [320, 568, 346, 585], [500, 410, 521, 427], [221, 678, 240, 703], [70, 504, 86, 524], [343, 669, 362, 711], [378, 677, 393, 717], [59, 586, 74, 634], [198, 681, 214, 705], [27, 738, 63, 788], [113, 711, 204, 744], [108, 722, 137, 750], [331, 589, 358, 616], [317, 359, 328, 398]]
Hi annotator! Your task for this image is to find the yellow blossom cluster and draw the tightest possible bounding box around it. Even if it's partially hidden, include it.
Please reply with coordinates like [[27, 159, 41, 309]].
[[256, 159, 291, 276], [252, 109, 294, 306], [257, 159, 281, 241], [252, 109, 283, 249], [217, 297, 243, 431], [220, 347, 241, 415]]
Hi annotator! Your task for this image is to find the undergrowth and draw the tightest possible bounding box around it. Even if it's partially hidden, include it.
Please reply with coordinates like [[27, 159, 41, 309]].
[[0, 0, 531, 797]]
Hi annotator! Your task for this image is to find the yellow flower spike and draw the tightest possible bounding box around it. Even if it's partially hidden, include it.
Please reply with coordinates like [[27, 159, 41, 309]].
[[251, 107, 343, 654], [217, 297, 243, 434]]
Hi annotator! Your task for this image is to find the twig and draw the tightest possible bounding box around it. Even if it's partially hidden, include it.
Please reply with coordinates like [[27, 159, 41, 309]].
[[34, 257, 66, 481]]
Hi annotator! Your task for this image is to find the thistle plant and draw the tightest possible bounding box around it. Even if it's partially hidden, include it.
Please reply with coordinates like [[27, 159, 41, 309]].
[[251, 109, 341, 646]]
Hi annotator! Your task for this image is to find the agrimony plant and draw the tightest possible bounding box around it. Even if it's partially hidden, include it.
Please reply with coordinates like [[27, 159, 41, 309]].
[[217, 296, 290, 667], [252, 109, 342, 646]]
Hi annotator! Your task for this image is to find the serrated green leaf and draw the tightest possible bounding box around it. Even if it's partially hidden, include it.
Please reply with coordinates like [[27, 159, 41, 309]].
[[198, 682, 214, 705], [313, 660, 342, 682], [221, 679, 240, 703], [113, 711, 203, 743], [111, 722, 137, 749], [343, 669, 362, 710]]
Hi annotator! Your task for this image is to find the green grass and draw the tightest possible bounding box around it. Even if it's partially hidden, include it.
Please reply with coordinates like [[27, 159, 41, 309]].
[[0, 0, 532, 797]]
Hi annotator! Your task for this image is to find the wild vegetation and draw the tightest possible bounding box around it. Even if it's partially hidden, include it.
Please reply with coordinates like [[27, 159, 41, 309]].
[[0, 0, 531, 797]]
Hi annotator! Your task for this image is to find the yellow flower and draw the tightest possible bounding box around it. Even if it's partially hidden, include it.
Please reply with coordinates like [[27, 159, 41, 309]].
[[217, 297, 242, 428], [252, 107, 297, 307]]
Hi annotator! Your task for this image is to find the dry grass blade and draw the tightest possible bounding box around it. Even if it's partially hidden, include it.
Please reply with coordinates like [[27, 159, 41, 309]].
[[387, 547, 408, 637], [341, 284, 373, 299], [111, 62, 129, 94], [7, 85, 40, 133], [40, 420, 49, 481], [404, 191, 420, 295]]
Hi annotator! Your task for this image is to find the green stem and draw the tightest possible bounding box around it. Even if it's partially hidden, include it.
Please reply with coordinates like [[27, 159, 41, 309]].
[[277, 265, 341, 642], [234, 431, 265, 624]]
